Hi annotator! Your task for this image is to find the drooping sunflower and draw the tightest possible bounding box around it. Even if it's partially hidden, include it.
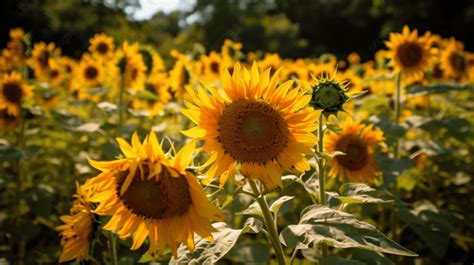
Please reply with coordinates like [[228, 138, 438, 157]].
[[85, 131, 224, 257], [56, 182, 93, 263], [77, 54, 104, 88], [385, 26, 433, 82], [181, 62, 321, 190], [440, 38, 469, 80], [325, 119, 384, 183], [89, 33, 115, 60], [0, 72, 32, 116], [30, 42, 61, 81]]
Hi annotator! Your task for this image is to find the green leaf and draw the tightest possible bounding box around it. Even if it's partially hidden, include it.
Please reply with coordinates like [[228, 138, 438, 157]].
[[137, 253, 154, 263], [135, 89, 160, 101], [238, 201, 263, 218], [0, 145, 22, 161], [170, 218, 262, 264], [406, 83, 472, 95], [279, 205, 418, 256], [350, 249, 395, 265], [270, 196, 294, 215], [226, 242, 270, 264], [399, 200, 455, 258], [337, 183, 393, 204], [322, 255, 365, 265]]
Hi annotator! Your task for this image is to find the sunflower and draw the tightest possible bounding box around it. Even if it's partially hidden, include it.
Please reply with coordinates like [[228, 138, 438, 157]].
[[0, 72, 32, 116], [118, 42, 147, 89], [325, 119, 384, 183], [78, 54, 104, 88], [201, 51, 225, 82], [169, 52, 192, 101], [139, 46, 165, 75], [30, 42, 61, 81], [89, 33, 115, 60], [308, 63, 335, 80], [347, 52, 361, 65], [56, 182, 93, 263], [440, 38, 469, 80], [131, 72, 172, 116], [181, 62, 321, 190], [282, 59, 309, 82], [85, 131, 224, 257], [6, 28, 28, 67], [385, 26, 433, 82]]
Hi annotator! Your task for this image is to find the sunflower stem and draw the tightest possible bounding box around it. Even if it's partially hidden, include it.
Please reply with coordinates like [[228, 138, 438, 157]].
[[317, 114, 326, 205], [317, 114, 330, 259], [15, 110, 26, 265], [116, 71, 125, 137], [107, 231, 119, 265], [248, 179, 287, 265], [391, 72, 402, 242]]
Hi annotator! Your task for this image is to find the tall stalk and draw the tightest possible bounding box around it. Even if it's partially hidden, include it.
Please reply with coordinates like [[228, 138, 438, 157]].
[[317, 114, 329, 258], [248, 179, 286, 265], [116, 71, 125, 137], [390, 73, 402, 241]]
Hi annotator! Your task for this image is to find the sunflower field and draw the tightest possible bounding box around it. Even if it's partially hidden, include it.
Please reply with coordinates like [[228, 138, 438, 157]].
[[0, 22, 473, 265]]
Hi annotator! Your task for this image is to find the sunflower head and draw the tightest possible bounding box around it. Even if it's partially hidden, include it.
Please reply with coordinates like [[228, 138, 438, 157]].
[[85, 131, 223, 257], [0, 71, 32, 116], [78, 54, 103, 88], [441, 38, 469, 80], [325, 119, 384, 183], [385, 26, 433, 82], [181, 62, 321, 191], [310, 72, 349, 117], [56, 181, 93, 263], [89, 33, 115, 59]]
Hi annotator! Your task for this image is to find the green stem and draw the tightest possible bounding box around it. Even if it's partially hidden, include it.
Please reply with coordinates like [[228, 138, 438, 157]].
[[116, 73, 125, 137], [317, 115, 326, 205], [391, 72, 402, 242], [107, 232, 118, 265], [393, 73, 402, 159], [15, 111, 26, 264], [317, 114, 329, 259], [248, 179, 286, 265]]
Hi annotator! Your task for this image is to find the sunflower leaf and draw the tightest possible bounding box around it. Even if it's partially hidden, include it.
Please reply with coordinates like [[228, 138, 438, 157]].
[[337, 183, 394, 204], [270, 196, 294, 215], [321, 255, 365, 265], [170, 218, 263, 265], [279, 205, 418, 256]]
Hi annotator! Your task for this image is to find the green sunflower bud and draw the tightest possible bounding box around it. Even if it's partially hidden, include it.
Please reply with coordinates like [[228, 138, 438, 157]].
[[310, 78, 349, 116]]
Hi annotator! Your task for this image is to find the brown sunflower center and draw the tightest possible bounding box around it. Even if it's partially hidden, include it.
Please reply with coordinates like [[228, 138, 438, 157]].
[[210, 61, 219, 73], [116, 165, 192, 220], [449, 52, 467, 73], [85, 66, 98, 80], [3, 82, 23, 104], [218, 100, 289, 163], [397, 42, 423, 67], [96, 42, 109, 54], [335, 135, 369, 171], [39, 51, 50, 68]]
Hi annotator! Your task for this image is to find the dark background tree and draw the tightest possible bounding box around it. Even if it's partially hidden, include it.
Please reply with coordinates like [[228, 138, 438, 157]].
[[1, 0, 473, 62]]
